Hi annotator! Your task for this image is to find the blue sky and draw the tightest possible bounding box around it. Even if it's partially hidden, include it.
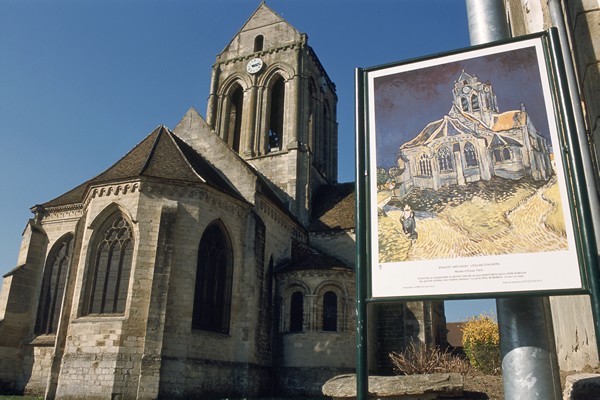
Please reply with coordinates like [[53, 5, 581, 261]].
[[0, 0, 496, 322]]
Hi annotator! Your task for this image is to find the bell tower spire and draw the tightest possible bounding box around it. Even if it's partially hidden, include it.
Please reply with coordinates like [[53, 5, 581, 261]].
[[205, 3, 338, 225]]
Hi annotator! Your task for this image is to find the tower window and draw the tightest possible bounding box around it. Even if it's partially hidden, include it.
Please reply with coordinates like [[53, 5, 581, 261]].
[[471, 94, 480, 111], [83, 214, 133, 315], [461, 97, 469, 112], [192, 222, 233, 333], [35, 234, 73, 334], [254, 35, 264, 52], [228, 85, 244, 154], [268, 76, 285, 152], [289, 291, 304, 332], [322, 291, 337, 332]]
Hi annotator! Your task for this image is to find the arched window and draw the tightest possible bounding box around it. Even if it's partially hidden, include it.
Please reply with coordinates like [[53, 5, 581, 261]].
[[268, 76, 285, 152], [493, 149, 503, 162], [502, 147, 512, 160], [461, 97, 469, 112], [289, 291, 304, 332], [419, 154, 432, 176], [192, 222, 233, 333], [254, 35, 264, 52], [228, 85, 244, 154], [471, 94, 480, 111], [322, 291, 337, 332], [319, 101, 331, 174], [83, 214, 133, 315], [464, 142, 478, 167], [437, 146, 453, 172], [35, 234, 73, 334]]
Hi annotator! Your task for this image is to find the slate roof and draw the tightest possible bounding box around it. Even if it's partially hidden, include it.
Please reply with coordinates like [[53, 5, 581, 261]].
[[489, 133, 523, 148], [402, 116, 477, 149], [275, 240, 352, 273], [310, 182, 355, 231], [42, 126, 242, 208]]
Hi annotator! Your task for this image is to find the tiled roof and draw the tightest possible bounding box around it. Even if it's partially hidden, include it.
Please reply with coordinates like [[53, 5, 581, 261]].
[[492, 110, 527, 131], [310, 182, 355, 231], [42, 126, 242, 208]]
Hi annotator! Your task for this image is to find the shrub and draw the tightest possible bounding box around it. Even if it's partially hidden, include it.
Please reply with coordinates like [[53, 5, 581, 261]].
[[462, 314, 500, 375], [389, 341, 472, 375]]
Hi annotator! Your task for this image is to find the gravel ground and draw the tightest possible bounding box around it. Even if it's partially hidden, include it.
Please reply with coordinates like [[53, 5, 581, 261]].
[[461, 366, 600, 400]]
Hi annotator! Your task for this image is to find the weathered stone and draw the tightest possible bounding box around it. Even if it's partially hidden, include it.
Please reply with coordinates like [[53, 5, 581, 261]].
[[562, 373, 600, 400], [322, 373, 464, 399]]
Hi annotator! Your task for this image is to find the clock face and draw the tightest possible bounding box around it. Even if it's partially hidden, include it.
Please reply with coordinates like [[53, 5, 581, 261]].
[[461, 86, 471, 94], [246, 58, 264, 74]]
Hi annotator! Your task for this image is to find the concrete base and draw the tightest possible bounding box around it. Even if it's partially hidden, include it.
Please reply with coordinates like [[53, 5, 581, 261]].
[[322, 373, 464, 399]]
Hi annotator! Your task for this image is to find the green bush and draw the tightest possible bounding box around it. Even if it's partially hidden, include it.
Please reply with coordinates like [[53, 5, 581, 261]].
[[462, 314, 501, 375]]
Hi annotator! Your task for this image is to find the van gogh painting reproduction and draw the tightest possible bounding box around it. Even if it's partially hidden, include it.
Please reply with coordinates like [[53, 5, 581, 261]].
[[364, 36, 584, 298]]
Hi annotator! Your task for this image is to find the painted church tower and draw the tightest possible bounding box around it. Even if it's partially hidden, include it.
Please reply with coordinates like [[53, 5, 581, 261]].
[[451, 70, 499, 128], [205, 3, 338, 225]]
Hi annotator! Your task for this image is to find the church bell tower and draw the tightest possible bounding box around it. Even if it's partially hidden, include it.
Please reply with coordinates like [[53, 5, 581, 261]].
[[205, 3, 338, 225]]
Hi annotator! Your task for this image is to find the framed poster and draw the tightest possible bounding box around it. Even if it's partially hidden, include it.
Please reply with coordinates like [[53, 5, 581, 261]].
[[356, 31, 593, 300]]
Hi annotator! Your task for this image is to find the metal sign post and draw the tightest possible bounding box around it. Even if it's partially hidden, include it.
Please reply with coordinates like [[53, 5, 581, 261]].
[[467, 1, 561, 398]]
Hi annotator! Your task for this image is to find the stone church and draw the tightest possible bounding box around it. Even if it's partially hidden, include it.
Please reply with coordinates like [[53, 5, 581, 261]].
[[394, 70, 553, 199], [0, 3, 446, 399]]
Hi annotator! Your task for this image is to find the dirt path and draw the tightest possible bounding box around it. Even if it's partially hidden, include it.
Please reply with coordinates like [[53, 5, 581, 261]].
[[380, 179, 568, 261]]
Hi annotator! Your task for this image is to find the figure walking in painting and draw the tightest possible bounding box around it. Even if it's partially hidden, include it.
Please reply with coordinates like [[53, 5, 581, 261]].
[[400, 204, 418, 241]]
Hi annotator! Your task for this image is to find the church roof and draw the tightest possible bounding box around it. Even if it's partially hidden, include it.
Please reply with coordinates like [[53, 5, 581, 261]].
[[490, 133, 523, 148], [275, 240, 352, 273], [310, 182, 355, 231], [401, 116, 475, 148], [42, 125, 243, 208], [492, 110, 527, 131]]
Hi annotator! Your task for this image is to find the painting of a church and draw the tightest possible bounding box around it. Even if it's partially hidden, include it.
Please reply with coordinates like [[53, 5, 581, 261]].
[[393, 71, 554, 199]]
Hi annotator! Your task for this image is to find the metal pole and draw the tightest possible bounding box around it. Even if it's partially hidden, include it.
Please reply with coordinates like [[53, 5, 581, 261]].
[[465, 1, 561, 399], [548, 0, 600, 354], [355, 68, 369, 400]]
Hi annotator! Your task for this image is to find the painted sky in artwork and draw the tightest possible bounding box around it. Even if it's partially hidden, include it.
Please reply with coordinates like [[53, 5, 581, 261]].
[[373, 45, 550, 169]]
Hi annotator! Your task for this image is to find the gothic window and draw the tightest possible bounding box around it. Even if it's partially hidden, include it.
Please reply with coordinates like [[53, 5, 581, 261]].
[[228, 84, 244, 154], [254, 35, 264, 52], [437, 146, 453, 172], [320, 101, 331, 175], [461, 97, 469, 112], [83, 214, 133, 315], [192, 222, 233, 333], [268, 76, 285, 152], [322, 291, 337, 332], [464, 142, 478, 167], [471, 94, 480, 111], [418, 154, 432, 176], [289, 291, 304, 332], [35, 234, 73, 334], [493, 149, 502, 162], [503, 147, 512, 160]]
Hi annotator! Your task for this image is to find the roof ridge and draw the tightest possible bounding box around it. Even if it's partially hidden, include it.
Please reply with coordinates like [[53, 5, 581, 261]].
[[139, 125, 166, 176], [161, 128, 207, 183]]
